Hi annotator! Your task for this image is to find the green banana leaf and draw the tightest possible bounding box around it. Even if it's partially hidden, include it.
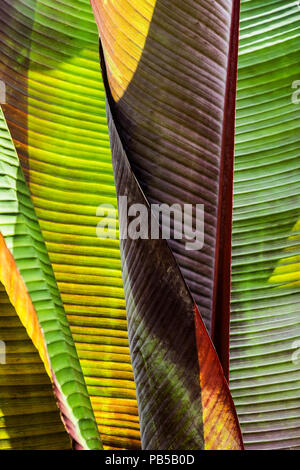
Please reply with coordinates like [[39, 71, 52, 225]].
[[0, 282, 71, 450], [0, 0, 299, 451], [230, 0, 300, 450], [0, 104, 101, 449], [0, 0, 140, 450]]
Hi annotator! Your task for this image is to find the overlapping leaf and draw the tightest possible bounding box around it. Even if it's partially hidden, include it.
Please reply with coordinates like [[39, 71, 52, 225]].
[[105, 103, 243, 449], [0, 0, 140, 450], [91, 0, 243, 449], [2, 0, 298, 452], [91, 0, 240, 359], [0, 283, 71, 450], [0, 105, 101, 449]]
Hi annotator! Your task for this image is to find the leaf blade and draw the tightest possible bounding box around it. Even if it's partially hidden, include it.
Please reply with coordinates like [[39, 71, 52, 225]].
[[230, 0, 300, 450], [0, 105, 102, 449]]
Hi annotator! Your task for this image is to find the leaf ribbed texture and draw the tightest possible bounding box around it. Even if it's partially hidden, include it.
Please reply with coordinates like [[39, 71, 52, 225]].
[[104, 101, 243, 449], [0, 0, 140, 450], [91, 0, 243, 449], [0, 105, 101, 449], [91, 0, 236, 333], [0, 283, 71, 450], [230, 0, 300, 450]]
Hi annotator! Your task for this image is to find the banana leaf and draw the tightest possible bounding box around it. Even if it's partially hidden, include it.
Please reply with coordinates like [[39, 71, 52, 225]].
[[0, 105, 101, 449], [230, 0, 300, 449], [0, 0, 244, 450], [91, 0, 241, 376], [91, 0, 243, 449], [0, 0, 140, 450], [1, 0, 298, 452], [0, 282, 71, 450]]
